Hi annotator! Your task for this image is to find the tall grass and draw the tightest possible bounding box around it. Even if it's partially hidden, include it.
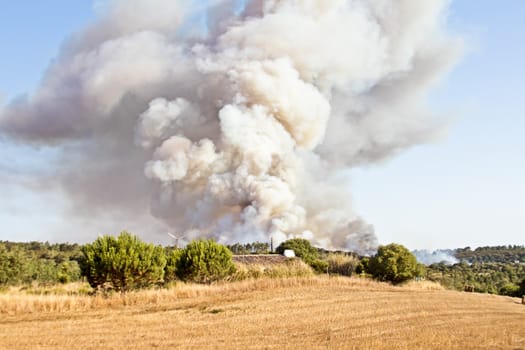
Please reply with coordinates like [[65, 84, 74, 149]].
[[231, 258, 314, 280], [325, 253, 359, 276], [0, 275, 394, 315]]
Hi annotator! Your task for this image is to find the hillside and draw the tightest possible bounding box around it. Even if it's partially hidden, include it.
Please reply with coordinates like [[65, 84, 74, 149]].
[[455, 246, 525, 264], [1, 277, 524, 349]]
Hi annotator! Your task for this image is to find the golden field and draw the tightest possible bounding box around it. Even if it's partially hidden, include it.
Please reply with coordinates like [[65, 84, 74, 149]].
[[1, 277, 524, 350]]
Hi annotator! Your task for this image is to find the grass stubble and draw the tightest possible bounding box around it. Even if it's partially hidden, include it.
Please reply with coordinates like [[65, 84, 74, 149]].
[[0, 276, 524, 350]]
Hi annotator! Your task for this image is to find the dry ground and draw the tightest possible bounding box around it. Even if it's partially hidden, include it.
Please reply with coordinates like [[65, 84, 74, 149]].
[[1, 277, 524, 350]]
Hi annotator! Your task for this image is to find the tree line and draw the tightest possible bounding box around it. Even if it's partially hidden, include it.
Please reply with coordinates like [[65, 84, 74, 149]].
[[455, 245, 525, 264], [426, 261, 525, 296], [1, 235, 524, 297], [0, 241, 82, 285]]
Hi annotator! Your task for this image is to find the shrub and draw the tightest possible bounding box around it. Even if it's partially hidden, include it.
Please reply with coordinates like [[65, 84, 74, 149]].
[[0, 245, 29, 285], [276, 238, 328, 273], [368, 243, 420, 284], [276, 239, 318, 263], [326, 254, 359, 276], [56, 261, 81, 284], [355, 257, 370, 275], [232, 258, 314, 280], [499, 283, 520, 297], [176, 240, 236, 283], [80, 232, 166, 292]]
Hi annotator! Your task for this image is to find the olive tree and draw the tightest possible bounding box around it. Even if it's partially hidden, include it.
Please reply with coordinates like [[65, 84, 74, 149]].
[[368, 243, 422, 284]]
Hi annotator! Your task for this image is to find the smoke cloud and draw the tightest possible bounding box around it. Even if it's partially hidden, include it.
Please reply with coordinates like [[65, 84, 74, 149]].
[[413, 249, 459, 265], [0, 0, 462, 254]]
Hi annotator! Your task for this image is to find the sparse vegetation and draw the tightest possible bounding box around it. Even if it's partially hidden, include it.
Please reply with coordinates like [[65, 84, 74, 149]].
[[0, 276, 523, 350]]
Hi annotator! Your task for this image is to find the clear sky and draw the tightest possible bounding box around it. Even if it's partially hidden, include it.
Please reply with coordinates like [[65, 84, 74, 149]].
[[0, 1, 524, 249]]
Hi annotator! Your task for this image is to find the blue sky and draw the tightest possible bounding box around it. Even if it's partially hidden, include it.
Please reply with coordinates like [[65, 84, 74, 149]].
[[351, 0, 525, 248], [0, 1, 524, 249]]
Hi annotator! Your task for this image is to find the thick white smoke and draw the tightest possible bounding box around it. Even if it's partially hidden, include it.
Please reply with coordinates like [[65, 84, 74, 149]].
[[0, 0, 462, 254]]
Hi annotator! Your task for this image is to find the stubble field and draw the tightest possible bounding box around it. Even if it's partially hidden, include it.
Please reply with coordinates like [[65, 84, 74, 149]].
[[1, 277, 524, 349]]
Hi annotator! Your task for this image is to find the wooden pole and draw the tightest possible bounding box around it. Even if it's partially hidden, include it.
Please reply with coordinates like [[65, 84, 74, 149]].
[[522, 296, 525, 305]]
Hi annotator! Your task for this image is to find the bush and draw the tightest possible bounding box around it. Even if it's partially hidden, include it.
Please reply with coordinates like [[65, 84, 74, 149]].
[[56, 261, 81, 284], [276, 238, 328, 273], [276, 239, 318, 263], [326, 254, 359, 276], [80, 232, 166, 292], [355, 257, 370, 275], [232, 258, 314, 280], [176, 240, 236, 283], [0, 245, 29, 285], [368, 243, 420, 284], [499, 283, 520, 297]]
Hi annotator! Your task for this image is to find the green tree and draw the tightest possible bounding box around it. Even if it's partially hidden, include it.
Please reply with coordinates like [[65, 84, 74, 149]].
[[80, 232, 166, 292], [176, 240, 236, 283], [368, 243, 420, 284], [164, 248, 183, 283], [276, 239, 318, 264], [0, 245, 31, 285], [276, 238, 327, 273], [356, 257, 370, 275], [57, 261, 81, 284], [519, 278, 525, 297], [499, 283, 520, 297]]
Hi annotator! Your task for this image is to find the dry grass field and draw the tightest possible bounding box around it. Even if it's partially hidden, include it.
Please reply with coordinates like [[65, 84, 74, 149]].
[[1, 276, 524, 350]]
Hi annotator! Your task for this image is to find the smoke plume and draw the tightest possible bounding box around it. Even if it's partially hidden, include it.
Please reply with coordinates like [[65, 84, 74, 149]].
[[0, 0, 462, 254], [413, 249, 459, 265]]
